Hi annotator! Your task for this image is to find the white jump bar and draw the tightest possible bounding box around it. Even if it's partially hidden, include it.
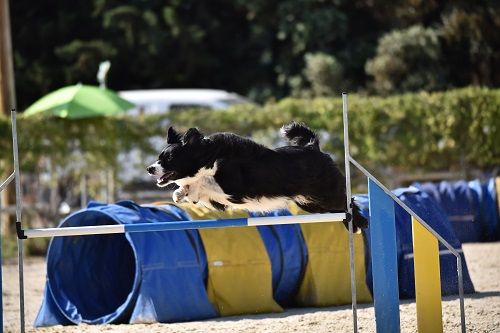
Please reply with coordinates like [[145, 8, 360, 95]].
[[247, 212, 346, 226], [22, 213, 347, 238]]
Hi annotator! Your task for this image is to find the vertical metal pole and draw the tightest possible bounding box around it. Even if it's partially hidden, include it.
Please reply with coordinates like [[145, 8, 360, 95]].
[[11, 111, 25, 333], [457, 256, 466, 333], [342, 93, 358, 333], [0, 192, 3, 333]]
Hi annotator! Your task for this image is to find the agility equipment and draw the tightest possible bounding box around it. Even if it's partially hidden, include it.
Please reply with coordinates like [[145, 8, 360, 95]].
[[286, 205, 372, 307], [0, 94, 467, 333], [356, 188, 475, 299], [34, 202, 373, 326], [182, 206, 283, 316], [34, 201, 218, 325], [415, 179, 499, 242]]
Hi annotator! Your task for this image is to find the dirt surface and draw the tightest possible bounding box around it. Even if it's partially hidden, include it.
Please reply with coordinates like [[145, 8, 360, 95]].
[[2, 242, 500, 333]]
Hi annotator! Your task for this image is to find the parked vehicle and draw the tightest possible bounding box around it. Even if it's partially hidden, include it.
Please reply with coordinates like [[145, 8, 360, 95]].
[[119, 89, 251, 115]]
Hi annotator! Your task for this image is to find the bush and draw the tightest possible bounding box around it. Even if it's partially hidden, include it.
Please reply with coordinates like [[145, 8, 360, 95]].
[[0, 114, 164, 203], [365, 25, 446, 93], [169, 87, 499, 172], [303, 52, 344, 97], [0, 87, 498, 185]]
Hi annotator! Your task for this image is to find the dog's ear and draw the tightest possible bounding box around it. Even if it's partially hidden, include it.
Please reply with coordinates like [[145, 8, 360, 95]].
[[167, 126, 182, 144], [182, 128, 204, 145]]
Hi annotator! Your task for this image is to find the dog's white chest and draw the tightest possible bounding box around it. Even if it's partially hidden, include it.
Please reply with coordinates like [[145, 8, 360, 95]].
[[172, 163, 309, 212], [172, 164, 228, 206]]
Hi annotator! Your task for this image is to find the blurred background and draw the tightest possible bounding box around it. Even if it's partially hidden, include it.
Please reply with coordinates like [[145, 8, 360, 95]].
[[0, 0, 499, 256]]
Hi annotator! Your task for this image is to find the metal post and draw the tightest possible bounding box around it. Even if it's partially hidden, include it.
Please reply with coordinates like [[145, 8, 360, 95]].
[[457, 257, 466, 333], [342, 93, 358, 333], [11, 111, 25, 333], [0, 192, 3, 333]]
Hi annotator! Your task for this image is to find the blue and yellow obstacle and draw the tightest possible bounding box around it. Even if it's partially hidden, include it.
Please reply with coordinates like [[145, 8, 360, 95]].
[[30, 193, 470, 333], [352, 158, 468, 333], [2, 96, 473, 333], [368, 181, 444, 333]]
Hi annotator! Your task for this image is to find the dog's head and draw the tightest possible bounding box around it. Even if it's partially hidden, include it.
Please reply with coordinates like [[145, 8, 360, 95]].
[[147, 127, 209, 187]]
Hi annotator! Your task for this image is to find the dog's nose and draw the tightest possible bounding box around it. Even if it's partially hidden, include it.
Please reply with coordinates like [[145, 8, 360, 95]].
[[146, 165, 155, 175]]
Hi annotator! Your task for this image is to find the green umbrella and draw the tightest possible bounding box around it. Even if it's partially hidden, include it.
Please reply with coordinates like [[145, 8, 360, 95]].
[[23, 84, 135, 119]]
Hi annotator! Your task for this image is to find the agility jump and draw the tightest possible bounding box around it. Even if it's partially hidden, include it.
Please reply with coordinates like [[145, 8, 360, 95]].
[[0, 94, 466, 333]]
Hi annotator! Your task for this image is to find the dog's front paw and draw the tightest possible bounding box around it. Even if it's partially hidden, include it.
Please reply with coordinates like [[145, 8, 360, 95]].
[[173, 186, 189, 203]]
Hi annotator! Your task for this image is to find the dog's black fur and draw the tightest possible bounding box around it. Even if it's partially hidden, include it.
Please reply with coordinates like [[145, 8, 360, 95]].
[[147, 122, 368, 232]]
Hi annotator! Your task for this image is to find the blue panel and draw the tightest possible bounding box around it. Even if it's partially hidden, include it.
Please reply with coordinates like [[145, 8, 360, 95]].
[[368, 179, 400, 333]]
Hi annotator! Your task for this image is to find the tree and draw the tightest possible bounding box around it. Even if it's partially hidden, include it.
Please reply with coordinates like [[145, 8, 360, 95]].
[[440, 2, 500, 87], [8, 0, 500, 108], [303, 52, 344, 96], [365, 25, 446, 94]]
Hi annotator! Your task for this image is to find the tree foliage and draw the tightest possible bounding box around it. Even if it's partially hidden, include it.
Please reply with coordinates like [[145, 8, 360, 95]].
[[365, 25, 446, 93], [304, 53, 344, 97], [10, 0, 499, 109]]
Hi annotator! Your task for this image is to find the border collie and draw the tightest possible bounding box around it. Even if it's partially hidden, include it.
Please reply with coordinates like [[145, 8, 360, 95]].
[[147, 122, 368, 232]]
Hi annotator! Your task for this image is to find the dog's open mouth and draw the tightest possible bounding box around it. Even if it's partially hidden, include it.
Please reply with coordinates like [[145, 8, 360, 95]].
[[157, 171, 176, 187]]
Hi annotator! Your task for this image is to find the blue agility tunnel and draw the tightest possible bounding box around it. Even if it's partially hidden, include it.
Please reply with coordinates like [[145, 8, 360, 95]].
[[250, 210, 308, 305], [356, 187, 475, 299], [35, 201, 371, 327], [415, 178, 500, 242], [471, 178, 499, 241], [34, 201, 217, 326]]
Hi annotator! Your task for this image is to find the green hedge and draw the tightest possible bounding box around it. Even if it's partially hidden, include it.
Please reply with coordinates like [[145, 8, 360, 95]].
[[0, 115, 163, 175], [170, 87, 500, 171], [1, 87, 498, 179]]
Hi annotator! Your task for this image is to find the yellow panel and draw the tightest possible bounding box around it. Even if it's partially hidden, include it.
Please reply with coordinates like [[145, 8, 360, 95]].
[[412, 217, 443, 333], [182, 204, 283, 316], [290, 204, 372, 306]]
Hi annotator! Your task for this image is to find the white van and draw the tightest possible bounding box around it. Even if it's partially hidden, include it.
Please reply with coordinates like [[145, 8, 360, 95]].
[[119, 89, 251, 115]]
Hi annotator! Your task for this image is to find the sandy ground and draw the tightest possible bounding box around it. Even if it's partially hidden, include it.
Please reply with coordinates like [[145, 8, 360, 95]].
[[2, 242, 500, 333]]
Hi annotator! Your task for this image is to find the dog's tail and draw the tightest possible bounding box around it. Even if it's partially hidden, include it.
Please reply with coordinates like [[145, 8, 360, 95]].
[[281, 121, 319, 149]]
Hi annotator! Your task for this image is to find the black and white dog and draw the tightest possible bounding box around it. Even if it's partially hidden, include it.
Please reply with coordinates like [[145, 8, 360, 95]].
[[147, 122, 368, 232]]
